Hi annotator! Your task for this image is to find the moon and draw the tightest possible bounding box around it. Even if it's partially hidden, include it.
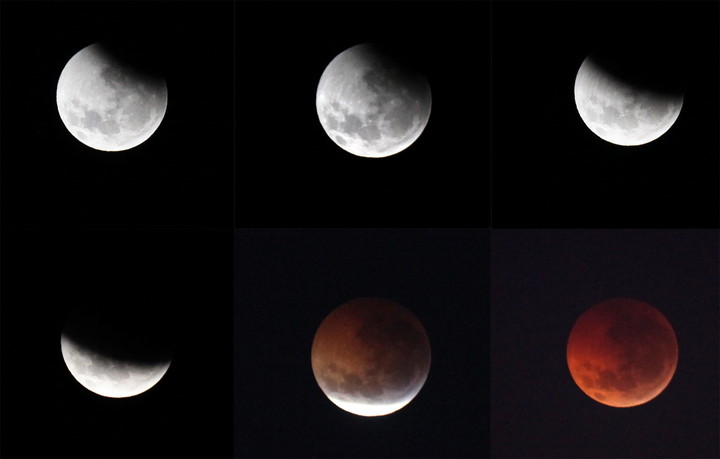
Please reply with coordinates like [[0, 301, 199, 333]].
[[566, 298, 678, 407], [56, 42, 167, 151], [60, 305, 173, 398], [316, 43, 432, 158], [574, 53, 683, 146], [311, 298, 431, 416]]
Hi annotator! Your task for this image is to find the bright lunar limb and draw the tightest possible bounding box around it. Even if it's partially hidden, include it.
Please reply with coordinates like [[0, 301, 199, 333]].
[[574, 54, 683, 146], [311, 298, 431, 416], [61, 334, 171, 398], [56, 43, 167, 151], [316, 43, 432, 158], [60, 305, 173, 398]]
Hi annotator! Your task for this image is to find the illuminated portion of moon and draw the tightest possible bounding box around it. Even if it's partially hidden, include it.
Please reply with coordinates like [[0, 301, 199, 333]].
[[566, 298, 678, 407], [311, 298, 431, 416], [60, 306, 173, 398], [61, 334, 171, 398], [56, 43, 167, 151], [574, 54, 683, 146], [316, 43, 432, 158]]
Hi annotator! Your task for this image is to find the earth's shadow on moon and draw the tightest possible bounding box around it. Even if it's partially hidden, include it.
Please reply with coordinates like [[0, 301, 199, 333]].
[[316, 42, 432, 158], [584, 43, 685, 98], [95, 40, 166, 88], [578, 311, 676, 399], [62, 300, 175, 367], [311, 298, 431, 415], [320, 305, 430, 400], [567, 298, 678, 407]]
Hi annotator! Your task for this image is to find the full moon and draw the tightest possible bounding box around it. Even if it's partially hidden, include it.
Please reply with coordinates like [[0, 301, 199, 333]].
[[311, 298, 431, 416], [566, 298, 678, 407], [316, 43, 432, 158], [574, 53, 683, 146], [56, 42, 168, 151], [60, 305, 173, 398]]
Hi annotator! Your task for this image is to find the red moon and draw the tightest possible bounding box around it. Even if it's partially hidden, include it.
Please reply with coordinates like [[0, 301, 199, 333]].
[[567, 298, 678, 407], [311, 298, 431, 416]]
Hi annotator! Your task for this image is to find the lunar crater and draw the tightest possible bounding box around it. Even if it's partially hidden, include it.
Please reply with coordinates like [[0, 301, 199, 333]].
[[574, 55, 683, 146], [57, 43, 167, 151], [567, 298, 678, 407], [316, 43, 431, 158], [61, 303, 174, 398], [311, 298, 431, 416]]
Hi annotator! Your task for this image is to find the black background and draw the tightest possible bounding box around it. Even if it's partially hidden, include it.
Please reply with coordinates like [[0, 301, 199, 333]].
[[0, 1, 234, 229], [492, 1, 720, 228], [235, 1, 491, 227], [234, 229, 489, 458], [1, 229, 233, 458]]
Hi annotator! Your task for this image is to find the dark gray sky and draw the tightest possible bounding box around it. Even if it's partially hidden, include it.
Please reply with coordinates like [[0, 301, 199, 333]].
[[234, 228, 490, 458], [491, 229, 719, 458]]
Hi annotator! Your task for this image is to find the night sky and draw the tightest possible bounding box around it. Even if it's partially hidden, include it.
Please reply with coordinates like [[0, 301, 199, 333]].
[[1, 1, 718, 459], [492, 229, 719, 458], [234, 1, 489, 227], [0, 1, 234, 229], [1, 229, 233, 458], [492, 1, 719, 228], [234, 229, 489, 458]]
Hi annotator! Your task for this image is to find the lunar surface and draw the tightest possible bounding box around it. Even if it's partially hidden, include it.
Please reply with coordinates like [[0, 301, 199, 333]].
[[56, 43, 167, 151], [574, 54, 683, 146], [311, 298, 431, 416], [316, 43, 432, 158], [566, 298, 678, 407], [61, 305, 173, 398]]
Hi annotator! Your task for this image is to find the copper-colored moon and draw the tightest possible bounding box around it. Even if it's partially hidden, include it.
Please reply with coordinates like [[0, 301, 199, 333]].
[[567, 298, 678, 407], [311, 298, 431, 416]]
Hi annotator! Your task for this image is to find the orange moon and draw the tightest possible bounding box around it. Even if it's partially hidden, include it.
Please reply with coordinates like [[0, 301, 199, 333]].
[[567, 298, 678, 407], [311, 298, 431, 416]]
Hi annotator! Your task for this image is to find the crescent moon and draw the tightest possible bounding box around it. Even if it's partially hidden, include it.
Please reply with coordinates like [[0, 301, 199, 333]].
[[574, 54, 683, 146], [60, 305, 173, 398], [61, 333, 171, 398]]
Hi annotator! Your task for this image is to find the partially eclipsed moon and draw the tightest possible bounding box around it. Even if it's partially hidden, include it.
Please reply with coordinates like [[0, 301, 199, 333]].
[[61, 334, 171, 398], [574, 54, 683, 146], [61, 305, 173, 398], [566, 298, 678, 407], [56, 43, 168, 151], [311, 298, 431, 416], [316, 43, 432, 158]]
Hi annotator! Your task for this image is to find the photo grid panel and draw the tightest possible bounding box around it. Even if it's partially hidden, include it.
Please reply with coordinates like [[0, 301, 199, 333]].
[[0, 1, 234, 459], [1, 1, 718, 459]]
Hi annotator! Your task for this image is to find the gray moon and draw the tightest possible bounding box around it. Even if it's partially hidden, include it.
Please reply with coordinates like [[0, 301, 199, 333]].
[[316, 43, 432, 158], [311, 298, 431, 416], [60, 306, 173, 398], [56, 43, 168, 151], [574, 54, 683, 146]]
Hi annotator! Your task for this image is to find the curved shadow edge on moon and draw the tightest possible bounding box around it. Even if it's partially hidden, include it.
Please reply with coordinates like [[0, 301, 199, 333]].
[[566, 298, 678, 407], [61, 333, 171, 398], [314, 356, 429, 416], [316, 44, 432, 158], [56, 43, 168, 152], [574, 55, 683, 146], [311, 298, 431, 416]]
